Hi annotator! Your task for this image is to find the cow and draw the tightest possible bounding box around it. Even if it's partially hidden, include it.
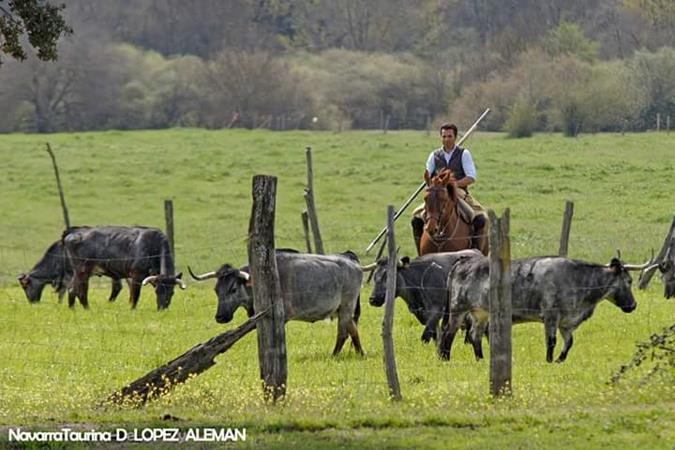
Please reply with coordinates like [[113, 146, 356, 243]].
[[17, 240, 125, 303], [364, 250, 481, 343], [439, 255, 646, 363], [62, 226, 186, 310], [188, 251, 363, 356]]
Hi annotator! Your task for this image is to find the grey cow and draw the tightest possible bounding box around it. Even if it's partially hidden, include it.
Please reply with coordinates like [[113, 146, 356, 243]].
[[18, 239, 125, 303], [188, 251, 364, 356], [439, 255, 643, 363], [365, 250, 481, 343]]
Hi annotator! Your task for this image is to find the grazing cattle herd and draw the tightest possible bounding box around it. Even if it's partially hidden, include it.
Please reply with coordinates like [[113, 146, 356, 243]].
[[14, 196, 674, 363], [15, 220, 674, 362]]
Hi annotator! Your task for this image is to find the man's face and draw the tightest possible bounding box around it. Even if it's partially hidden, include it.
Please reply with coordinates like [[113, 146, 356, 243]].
[[441, 128, 456, 149]]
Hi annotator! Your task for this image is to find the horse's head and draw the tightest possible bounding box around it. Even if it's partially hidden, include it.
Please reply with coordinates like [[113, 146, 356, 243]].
[[423, 169, 458, 237]]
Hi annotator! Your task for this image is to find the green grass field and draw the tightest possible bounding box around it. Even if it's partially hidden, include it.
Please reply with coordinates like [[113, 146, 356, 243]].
[[0, 129, 673, 448]]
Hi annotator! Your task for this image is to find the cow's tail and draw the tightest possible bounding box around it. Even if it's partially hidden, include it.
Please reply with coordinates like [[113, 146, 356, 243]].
[[353, 295, 361, 325]]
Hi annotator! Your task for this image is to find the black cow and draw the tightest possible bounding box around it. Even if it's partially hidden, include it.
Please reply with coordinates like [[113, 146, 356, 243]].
[[365, 250, 481, 343], [18, 240, 125, 303], [188, 251, 363, 356], [62, 226, 186, 310], [440, 255, 644, 363]]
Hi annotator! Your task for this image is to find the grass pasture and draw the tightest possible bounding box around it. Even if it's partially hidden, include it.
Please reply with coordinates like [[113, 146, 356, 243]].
[[0, 129, 673, 448]]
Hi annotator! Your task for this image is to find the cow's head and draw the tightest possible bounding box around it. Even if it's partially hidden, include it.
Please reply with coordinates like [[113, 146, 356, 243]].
[[606, 258, 637, 313], [142, 273, 187, 310], [658, 243, 674, 299], [188, 264, 253, 323], [364, 257, 407, 307], [17, 273, 48, 303]]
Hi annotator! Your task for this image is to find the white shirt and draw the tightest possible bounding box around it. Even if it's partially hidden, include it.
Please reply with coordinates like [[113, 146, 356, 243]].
[[426, 146, 477, 180]]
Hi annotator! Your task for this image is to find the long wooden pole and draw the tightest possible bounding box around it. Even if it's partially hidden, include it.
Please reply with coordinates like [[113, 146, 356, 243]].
[[45, 143, 71, 229], [365, 108, 491, 253]]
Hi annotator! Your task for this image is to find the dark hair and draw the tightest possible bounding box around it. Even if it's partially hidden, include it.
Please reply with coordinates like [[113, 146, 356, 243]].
[[439, 123, 458, 137]]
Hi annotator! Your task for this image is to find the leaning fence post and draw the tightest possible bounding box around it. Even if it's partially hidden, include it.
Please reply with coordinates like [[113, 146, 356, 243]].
[[164, 199, 175, 259], [558, 200, 574, 257], [488, 209, 512, 397], [45, 143, 71, 229], [301, 210, 312, 253], [382, 205, 402, 401], [249, 175, 287, 402], [304, 146, 324, 254]]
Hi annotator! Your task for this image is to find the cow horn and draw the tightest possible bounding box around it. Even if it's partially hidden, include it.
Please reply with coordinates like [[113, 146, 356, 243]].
[[176, 278, 187, 290], [187, 265, 217, 281], [238, 271, 250, 281], [142, 275, 159, 285], [360, 263, 377, 272], [623, 261, 654, 271]]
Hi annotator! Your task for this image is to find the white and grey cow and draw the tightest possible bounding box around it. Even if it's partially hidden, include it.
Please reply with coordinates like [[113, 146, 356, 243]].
[[439, 254, 645, 363]]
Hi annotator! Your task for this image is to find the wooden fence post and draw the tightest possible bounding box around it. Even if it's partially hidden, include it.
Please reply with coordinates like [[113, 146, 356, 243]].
[[164, 199, 175, 258], [303, 147, 324, 254], [382, 205, 402, 400], [558, 200, 574, 257], [45, 143, 71, 229], [488, 209, 512, 397], [301, 210, 312, 253], [249, 175, 287, 402], [639, 216, 675, 289]]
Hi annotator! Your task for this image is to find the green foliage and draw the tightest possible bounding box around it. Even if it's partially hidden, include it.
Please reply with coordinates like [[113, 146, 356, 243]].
[[0, 130, 674, 447], [0, 0, 71, 65], [543, 21, 599, 62]]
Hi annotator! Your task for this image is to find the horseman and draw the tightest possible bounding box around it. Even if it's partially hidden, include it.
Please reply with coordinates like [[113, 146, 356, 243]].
[[412, 122, 488, 255]]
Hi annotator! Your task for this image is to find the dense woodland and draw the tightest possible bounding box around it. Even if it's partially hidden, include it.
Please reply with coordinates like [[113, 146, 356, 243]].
[[0, 0, 674, 135]]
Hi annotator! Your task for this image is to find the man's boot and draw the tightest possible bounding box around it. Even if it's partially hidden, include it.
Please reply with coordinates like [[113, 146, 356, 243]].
[[471, 215, 487, 250], [411, 217, 425, 256]]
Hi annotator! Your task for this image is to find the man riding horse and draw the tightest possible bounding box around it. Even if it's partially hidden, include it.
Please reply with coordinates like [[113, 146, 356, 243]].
[[412, 122, 488, 255]]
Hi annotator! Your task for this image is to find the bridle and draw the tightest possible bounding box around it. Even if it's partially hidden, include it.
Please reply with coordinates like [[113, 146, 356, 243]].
[[424, 185, 464, 247]]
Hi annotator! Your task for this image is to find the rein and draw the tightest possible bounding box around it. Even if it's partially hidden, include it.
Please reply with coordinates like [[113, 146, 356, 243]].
[[424, 186, 467, 248]]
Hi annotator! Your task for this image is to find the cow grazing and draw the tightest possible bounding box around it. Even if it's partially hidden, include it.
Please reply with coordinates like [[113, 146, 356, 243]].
[[365, 250, 481, 343], [18, 240, 125, 303], [62, 226, 186, 310], [188, 251, 363, 356], [440, 255, 643, 363]]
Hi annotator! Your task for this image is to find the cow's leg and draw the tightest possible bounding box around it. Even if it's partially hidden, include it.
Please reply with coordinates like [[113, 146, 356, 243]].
[[77, 275, 90, 309], [128, 276, 143, 309], [470, 319, 488, 361], [422, 310, 443, 343], [109, 279, 123, 302], [555, 328, 574, 363], [544, 316, 558, 363], [331, 320, 350, 356], [346, 320, 364, 356], [438, 311, 466, 360]]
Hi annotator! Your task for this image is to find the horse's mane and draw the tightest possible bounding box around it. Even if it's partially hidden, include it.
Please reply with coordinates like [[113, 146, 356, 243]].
[[430, 169, 458, 203]]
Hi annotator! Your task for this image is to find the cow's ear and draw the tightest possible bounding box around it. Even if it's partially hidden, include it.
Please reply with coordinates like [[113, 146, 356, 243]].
[[401, 256, 410, 267], [424, 170, 431, 186], [609, 257, 622, 272]]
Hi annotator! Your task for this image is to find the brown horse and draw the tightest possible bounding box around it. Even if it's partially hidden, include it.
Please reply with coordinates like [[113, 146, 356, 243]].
[[419, 170, 489, 256]]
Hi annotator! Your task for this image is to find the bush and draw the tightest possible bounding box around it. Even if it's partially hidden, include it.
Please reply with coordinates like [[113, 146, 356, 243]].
[[504, 96, 537, 137]]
